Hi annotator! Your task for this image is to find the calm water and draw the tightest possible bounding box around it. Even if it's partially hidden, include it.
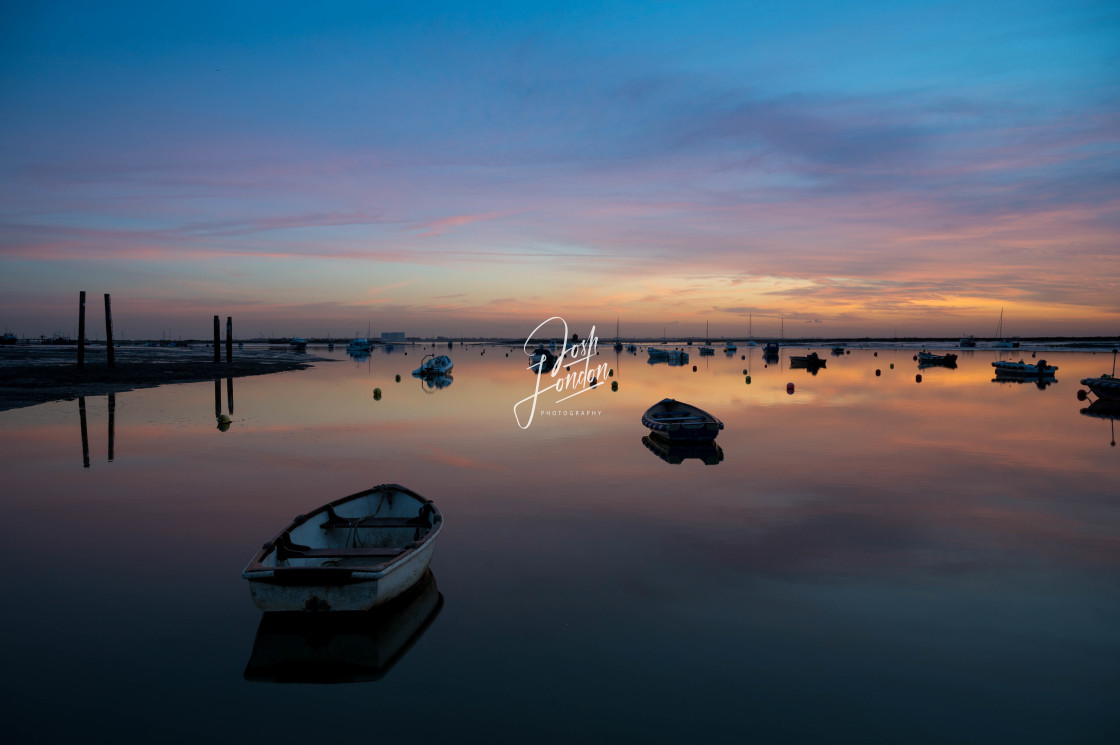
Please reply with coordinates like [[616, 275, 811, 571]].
[[1, 342, 1118, 743]]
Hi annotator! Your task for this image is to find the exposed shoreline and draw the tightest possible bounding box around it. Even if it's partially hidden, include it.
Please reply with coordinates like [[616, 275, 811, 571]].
[[0, 346, 333, 412]]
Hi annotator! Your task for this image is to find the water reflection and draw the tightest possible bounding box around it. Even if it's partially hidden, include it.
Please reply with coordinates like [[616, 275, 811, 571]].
[[214, 377, 235, 431], [641, 434, 724, 465], [1080, 399, 1120, 447], [243, 570, 444, 684], [420, 374, 453, 392]]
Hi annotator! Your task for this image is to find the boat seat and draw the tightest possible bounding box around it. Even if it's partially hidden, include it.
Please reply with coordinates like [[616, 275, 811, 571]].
[[320, 504, 433, 530], [275, 532, 409, 561]]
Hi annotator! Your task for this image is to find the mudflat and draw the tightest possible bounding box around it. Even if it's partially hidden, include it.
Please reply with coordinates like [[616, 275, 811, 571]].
[[0, 345, 331, 412]]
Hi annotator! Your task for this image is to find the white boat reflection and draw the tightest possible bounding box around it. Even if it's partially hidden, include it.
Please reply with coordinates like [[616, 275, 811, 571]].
[[244, 570, 444, 684], [420, 374, 453, 391]]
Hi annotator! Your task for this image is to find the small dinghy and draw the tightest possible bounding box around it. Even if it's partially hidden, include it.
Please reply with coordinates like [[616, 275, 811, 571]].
[[789, 352, 826, 369], [412, 354, 453, 377], [641, 398, 724, 442], [918, 351, 958, 365], [242, 484, 443, 612]]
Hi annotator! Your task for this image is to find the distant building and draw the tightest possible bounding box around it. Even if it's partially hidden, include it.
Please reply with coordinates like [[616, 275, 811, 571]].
[[381, 332, 406, 342]]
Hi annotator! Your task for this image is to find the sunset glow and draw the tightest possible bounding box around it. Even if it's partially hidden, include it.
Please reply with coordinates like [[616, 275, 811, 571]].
[[2, 1, 1117, 338]]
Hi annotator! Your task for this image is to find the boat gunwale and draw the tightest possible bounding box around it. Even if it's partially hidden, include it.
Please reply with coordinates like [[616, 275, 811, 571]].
[[242, 483, 442, 580]]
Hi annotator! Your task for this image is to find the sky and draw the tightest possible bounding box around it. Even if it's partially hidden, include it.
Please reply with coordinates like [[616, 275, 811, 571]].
[[1, 0, 1118, 340]]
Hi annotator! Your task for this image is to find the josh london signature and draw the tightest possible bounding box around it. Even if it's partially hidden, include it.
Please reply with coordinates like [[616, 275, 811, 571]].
[[513, 317, 610, 429]]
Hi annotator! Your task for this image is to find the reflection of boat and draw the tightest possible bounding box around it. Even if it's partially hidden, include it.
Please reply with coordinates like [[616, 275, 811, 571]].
[[412, 354, 453, 377], [642, 434, 724, 465], [420, 374, 453, 391], [992, 359, 1057, 378], [1080, 375, 1120, 402], [289, 338, 308, 350], [347, 338, 372, 352], [641, 398, 723, 442], [244, 570, 444, 684], [790, 352, 826, 369], [242, 484, 443, 612], [917, 351, 958, 366]]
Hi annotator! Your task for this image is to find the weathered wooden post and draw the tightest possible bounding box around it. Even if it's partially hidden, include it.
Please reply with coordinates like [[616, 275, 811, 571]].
[[108, 393, 116, 462], [79, 396, 90, 468], [213, 315, 220, 363], [226, 316, 232, 363], [77, 291, 86, 369], [104, 293, 115, 369]]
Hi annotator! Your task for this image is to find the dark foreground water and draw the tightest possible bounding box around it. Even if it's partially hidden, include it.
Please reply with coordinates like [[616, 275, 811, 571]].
[[1, 341, 1117, 743]]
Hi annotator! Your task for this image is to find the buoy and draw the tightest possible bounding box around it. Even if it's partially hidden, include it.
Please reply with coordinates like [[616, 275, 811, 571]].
[[874, 352, 878, 357], [742, 369, 748, 375], [373, 388, 382, 400], [611, 381, 618, 391], [590, 377, 597, 387], [505, 353, 508, 357], [741, 354, 745, 360], [786, 382, 795, 394], [395, 374, 401, 382], [745, 375, 751, 384], [1077, 389, 1088, 401], [913, 355, 918, 361], [915, 374, 922, 383], [608, 368, 614, 377], [890, 363, 894, 369], [875, 369, 881, 376], [692, 365, 697, 372]]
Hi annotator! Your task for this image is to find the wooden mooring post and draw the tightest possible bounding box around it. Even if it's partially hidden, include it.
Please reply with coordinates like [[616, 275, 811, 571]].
[[77, 291, 86, 369], [226, 316, 233, 363], [213, 315, 220, 363], [104, 294, 115, 369]]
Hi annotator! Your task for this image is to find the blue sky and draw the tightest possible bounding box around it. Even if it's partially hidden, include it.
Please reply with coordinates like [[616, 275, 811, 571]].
[[2, 1, 1117, 338]]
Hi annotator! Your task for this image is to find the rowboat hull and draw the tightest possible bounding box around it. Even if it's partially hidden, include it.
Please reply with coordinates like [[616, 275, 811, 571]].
[[243, 484, 442, 612], [1081, 376, 1120, 401], [641, 398, 723, 442], [992, 360, 1057, 377]]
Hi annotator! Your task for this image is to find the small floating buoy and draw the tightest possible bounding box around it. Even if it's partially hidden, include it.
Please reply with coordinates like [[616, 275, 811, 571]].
[[608, 368, 614, 377], [395, 374, 401, 382], [915, 374, 922, 383], [875, 369, 881, 376], [505, 353, 508, 357], [742, 369, 748, 375], [1077, 389, 1089, 401], [692, 365, 697, 372], [373, 388, 382, 400], [741, 355, 745, 360], [874, 352, 878, 357], [590, 377, 597, 387], [786, 382, 795, 394], [913, 355, 918, 361], [890, 363, 894, 369], [611, 381, 618, 391], [745, 375, 751, 384]]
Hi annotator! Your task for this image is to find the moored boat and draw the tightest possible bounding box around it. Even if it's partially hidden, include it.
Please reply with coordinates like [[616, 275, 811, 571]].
[[412, 353, 453, 377], [347, 337, 372, 352], [789, 352, 826, 369], [529, 346, 557, 373], [724, 340, 738, 352], [289, 338, 308, 350], [1080, 375, 1120, 401], [917, 351, 958, 365], [992, 359, 1057, 378], [242, 484, 443, 612], [959, 336, 977, 348], [647, 348, 689, 364], [641, 398, 724, 442]]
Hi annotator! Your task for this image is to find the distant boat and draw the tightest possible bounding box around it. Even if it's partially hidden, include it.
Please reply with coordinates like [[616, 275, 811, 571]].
[[1080, 375, 1120, 401], [614, 319, 623, 352], [529, 346, 558, 373], [992, 359, 1057, 378], [917, 351, 958, 366], [242, 484, 443, 612], [289, 338, 308, 351], [699, 321, 714, 355], [641, 398, 724, 442], [959, 336, 977, 348], [412, 354, 453, 377], [626, 343, 637, 353], [789, 352, 826, 369], [746, 314, 757, 346], [647, 347, 688, 364], [347, 338, 372, 352], [642, 434, 724, 465], [724, 340, 738, 353], [831, 346, 845, 355], [993, 308, 1016, 348]]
